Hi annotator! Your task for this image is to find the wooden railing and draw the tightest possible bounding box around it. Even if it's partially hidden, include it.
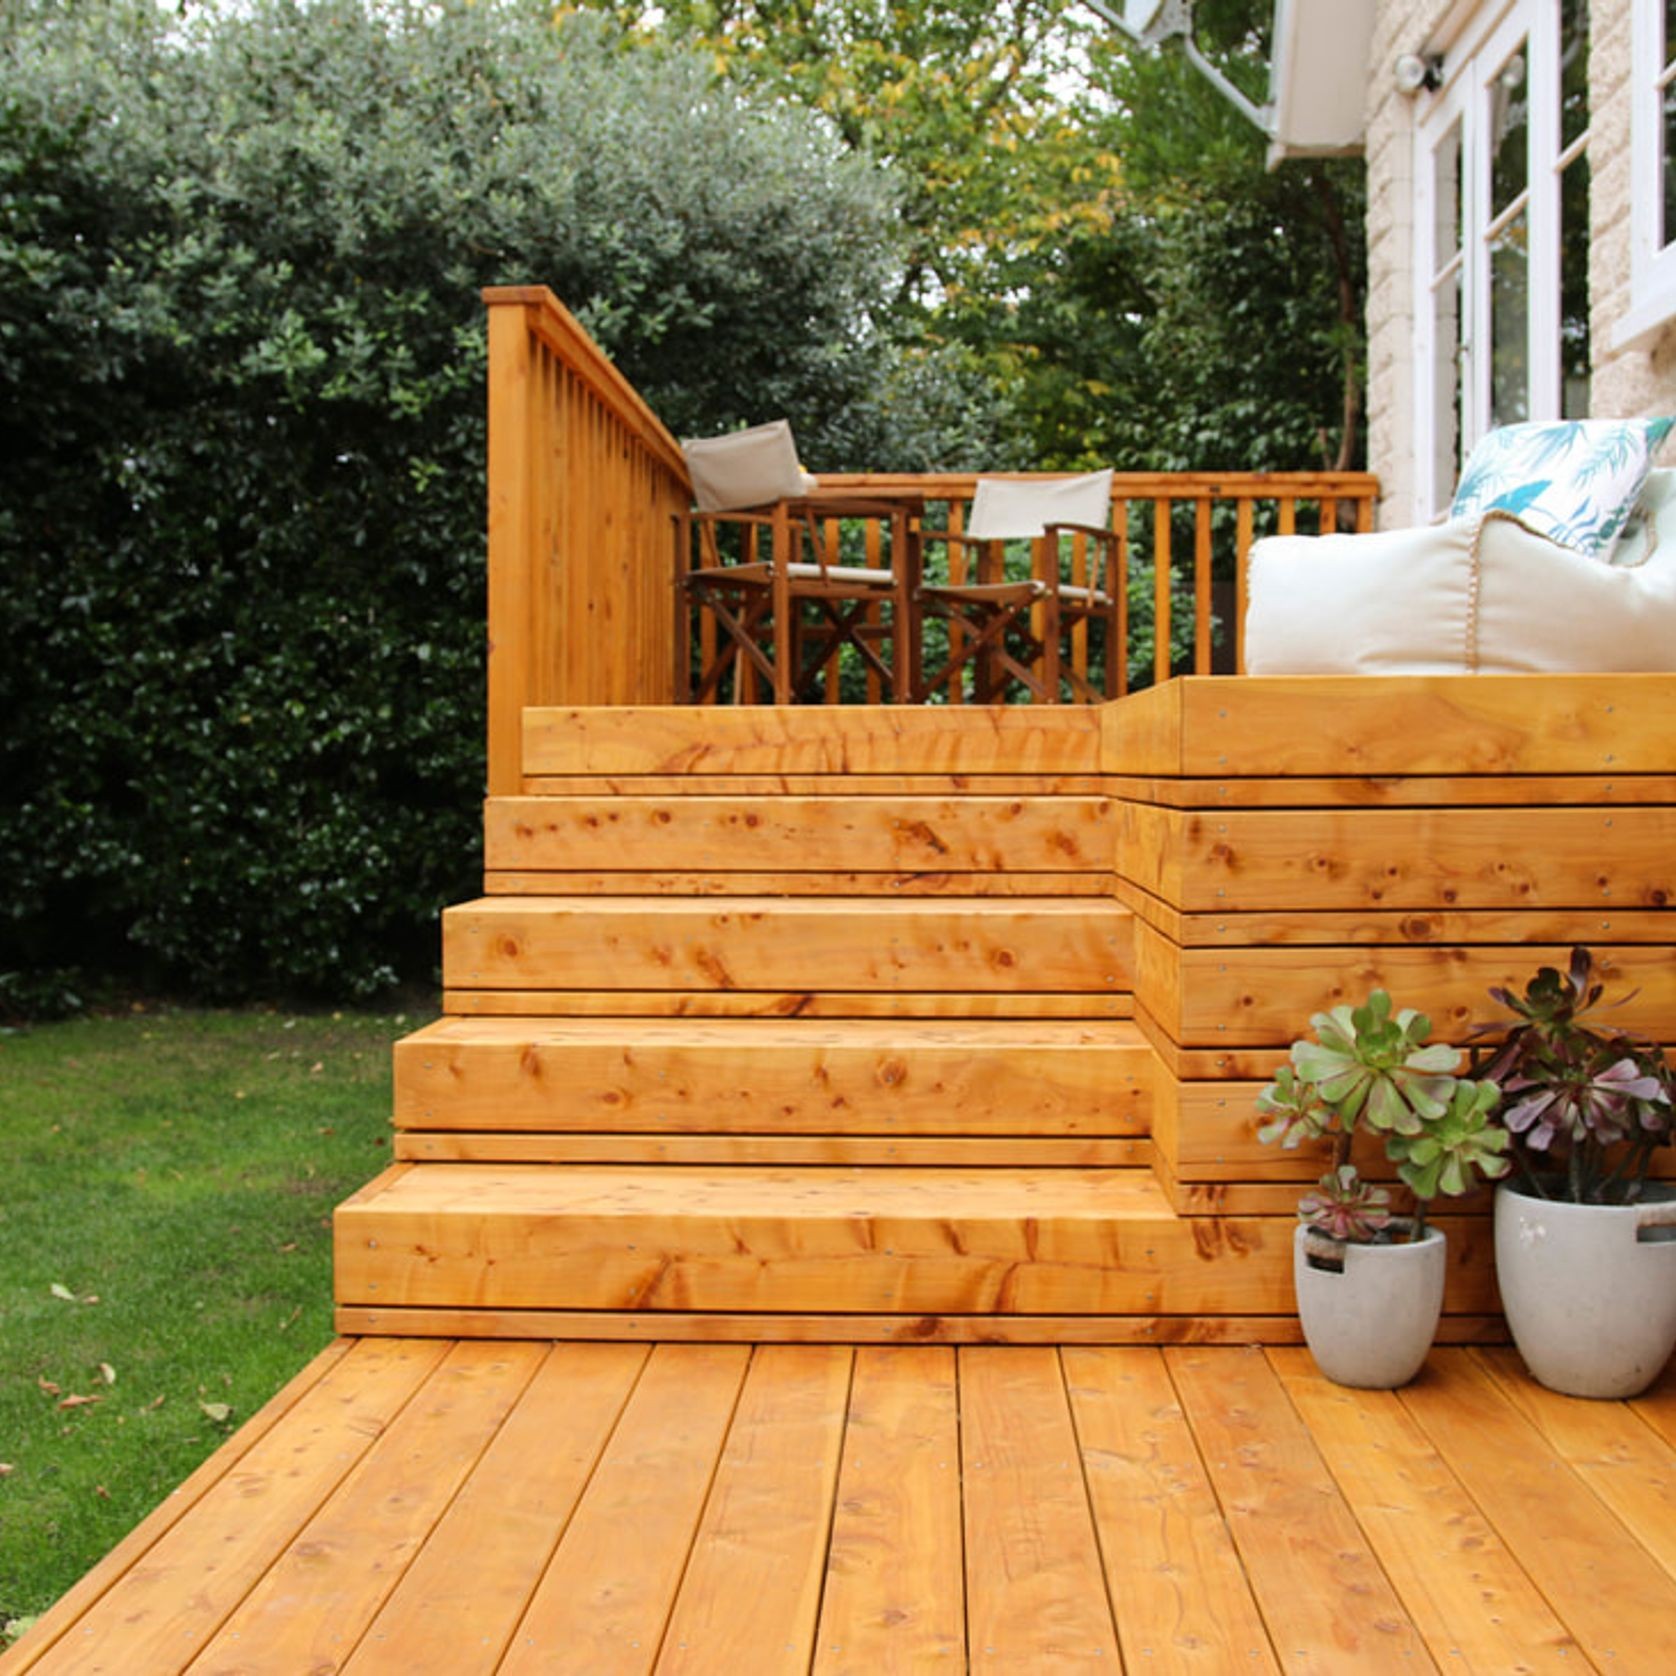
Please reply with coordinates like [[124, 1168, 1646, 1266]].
[[483, 286, 691, 795], [482, 289, 1380, 751]]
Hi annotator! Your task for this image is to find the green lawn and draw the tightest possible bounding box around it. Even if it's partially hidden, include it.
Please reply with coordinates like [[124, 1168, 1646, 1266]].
[[0, 1003, 432, 1640]]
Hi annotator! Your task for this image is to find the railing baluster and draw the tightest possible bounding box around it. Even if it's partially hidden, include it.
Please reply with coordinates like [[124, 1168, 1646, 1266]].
[[1235, 497, 1254, 677], [1113, 498, 1129, 698], [1194, 497, 1212, 675], [1153, 497, 1172, 687]]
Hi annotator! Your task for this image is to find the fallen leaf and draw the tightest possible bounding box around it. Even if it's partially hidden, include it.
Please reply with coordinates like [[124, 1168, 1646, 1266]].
[[0, 1463, 15, 1477], [199, 1400, 232, 1424], [309, 1061, 323, 1074], [143, 1394, 166, 1411], [58, 1393, 100, 1410], [82, 1295, 100, 1306], [36, 1377, 60, 1397], [277, 1242, 298, 1254], [49, 1283, 76, 1302], [93, 1484, 110, 1499], [97, 1363, 116, 1386]]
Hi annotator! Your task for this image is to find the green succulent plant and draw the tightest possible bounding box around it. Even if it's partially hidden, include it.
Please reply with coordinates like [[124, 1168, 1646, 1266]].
[[1291, 991, 1464, 1136], [1384, 1079, 1512, 1201]]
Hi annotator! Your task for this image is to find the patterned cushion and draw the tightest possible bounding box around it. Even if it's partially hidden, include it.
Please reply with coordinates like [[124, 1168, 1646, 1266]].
[[1451, 418, 1675, 560]]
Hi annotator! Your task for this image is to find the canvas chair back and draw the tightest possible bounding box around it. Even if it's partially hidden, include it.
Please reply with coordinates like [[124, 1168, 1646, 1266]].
[[681, 419, 820, 513], [964, 470, 1114, 542]]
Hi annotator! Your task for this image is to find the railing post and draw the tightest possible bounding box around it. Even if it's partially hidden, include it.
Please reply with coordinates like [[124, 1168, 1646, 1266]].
[[485, 297, 537, 798]]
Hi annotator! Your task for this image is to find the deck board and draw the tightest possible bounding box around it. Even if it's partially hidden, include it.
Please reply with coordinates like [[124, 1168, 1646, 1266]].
[[6, 1340, 1674, 1675]]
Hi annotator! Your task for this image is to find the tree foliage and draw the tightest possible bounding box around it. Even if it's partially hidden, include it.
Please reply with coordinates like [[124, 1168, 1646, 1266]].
[[0, 0, 953, 1008]]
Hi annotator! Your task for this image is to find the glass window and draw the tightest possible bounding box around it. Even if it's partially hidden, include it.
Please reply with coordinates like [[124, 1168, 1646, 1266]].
[[1617, 0, 1676, 347]]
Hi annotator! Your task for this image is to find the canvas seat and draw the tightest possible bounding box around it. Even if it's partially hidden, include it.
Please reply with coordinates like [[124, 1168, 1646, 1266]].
[[916, 469, 1120, 703]]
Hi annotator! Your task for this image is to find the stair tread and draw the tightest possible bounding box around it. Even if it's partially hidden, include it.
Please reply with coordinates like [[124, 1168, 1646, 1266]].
[[451, 895, 1124, 918], [409, 1017, 1147, 1048], [352, 1163, 1176, 1220]]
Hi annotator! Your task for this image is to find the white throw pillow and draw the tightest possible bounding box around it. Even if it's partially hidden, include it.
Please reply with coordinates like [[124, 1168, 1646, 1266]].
[[1450, 417, 1674, 561], [680, 419, 820, 513]]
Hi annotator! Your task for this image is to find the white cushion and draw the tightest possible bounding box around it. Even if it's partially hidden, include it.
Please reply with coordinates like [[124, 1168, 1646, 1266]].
[[681, 419, 820, 513], [1245, 471, 1676, 676], [965, 470, 1114, 541], [1451, 417, 1673, 561]]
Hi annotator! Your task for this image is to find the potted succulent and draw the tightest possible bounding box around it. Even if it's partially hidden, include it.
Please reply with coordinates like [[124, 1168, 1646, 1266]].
[[1258, 991, 1511, 1388], [1475, 948, 1676, 1398]]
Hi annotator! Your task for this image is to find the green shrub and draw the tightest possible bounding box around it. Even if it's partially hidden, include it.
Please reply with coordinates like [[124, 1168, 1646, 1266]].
[[0, 0, 935, 1005]]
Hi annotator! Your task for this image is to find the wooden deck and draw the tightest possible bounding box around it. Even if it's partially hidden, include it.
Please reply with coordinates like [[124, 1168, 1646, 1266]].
[[7, 1338, 1675, 1674]]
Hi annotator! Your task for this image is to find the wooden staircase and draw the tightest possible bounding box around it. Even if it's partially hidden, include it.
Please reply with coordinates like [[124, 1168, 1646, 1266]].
[[337, 703, 1301, 1341], [336, 683, 1676, 1343]]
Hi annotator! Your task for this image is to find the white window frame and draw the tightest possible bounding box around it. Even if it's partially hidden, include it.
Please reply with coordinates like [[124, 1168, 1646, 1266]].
[[1412, 0, 1579, 520], [1615, 0, 1676, 347]]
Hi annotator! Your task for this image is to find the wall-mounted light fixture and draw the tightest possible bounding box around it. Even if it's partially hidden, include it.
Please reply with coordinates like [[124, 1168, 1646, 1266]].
[[1393, 53, 1444, 96]]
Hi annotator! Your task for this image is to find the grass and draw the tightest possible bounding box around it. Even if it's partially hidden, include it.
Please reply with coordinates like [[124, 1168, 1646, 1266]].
[[0, 1002, 433, 1638]]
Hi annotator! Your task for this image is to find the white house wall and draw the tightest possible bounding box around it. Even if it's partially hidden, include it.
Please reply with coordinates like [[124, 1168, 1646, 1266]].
[[1365, 0, 1675, 527]]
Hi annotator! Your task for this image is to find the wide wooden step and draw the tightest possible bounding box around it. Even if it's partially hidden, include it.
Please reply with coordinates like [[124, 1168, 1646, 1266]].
[[442, 896, 1134, 994], [335, 1162, 1277, 1319], [392, 1017, 1153, 1141]]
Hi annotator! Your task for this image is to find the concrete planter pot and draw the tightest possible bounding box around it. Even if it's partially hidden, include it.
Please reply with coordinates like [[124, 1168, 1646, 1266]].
[[1292, 1221, 1447, 1389], [1494, 1182, 1676, 1399]]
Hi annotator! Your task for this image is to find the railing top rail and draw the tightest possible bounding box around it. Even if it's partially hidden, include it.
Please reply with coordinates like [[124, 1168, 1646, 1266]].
[[817, 470, 1379, 501], [483, 285, 689, 485]]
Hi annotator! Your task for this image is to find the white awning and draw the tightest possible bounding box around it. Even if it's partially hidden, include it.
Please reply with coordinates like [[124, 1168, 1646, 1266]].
[[1266, 0, 1377, 162]]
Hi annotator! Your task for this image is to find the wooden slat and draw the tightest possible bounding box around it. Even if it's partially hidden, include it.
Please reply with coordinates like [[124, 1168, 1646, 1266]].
[[335, 1308, 1321, 1344], [498, 1345, 750, 1676], [442, 897, 1133, 995], [524, 705, 1103, 776], [813, 1347, 965, 1672], [485, 794, 1114, 874], [1163, 942, 1676, 1046], [1124, 803, 1676, 912], [1400, 1350, 1676, 1667], [1269, 1348, 1583, 1674], [340, 1344, 649, 1675], [1111, 771, 1676, 808], [523, 774, 1110, 795], [0, 1340, 356, 1676], [961, 1347, 1122, 1670], [443, 988, 1135, 1020], [1062, 1347, 1278, 1672], [1192, 498, 1212, 675], [335, 1163, 1345, 1316], [1474, 1346, 1676, 1583], [393, 1017, 1151, 1137], [485, 870, 1116, 897], [393, 1134, 1155, 1168], [182, 1341, 542, 1675], [1153, 497, 1172, 687], [1167, 1346, 1435, 1672], [656, 1346, 851, 1673], [1106, 673, 1676, 778]]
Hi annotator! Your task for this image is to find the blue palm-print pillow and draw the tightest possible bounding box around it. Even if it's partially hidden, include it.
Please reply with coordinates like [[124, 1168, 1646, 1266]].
[[1452, 418, 1675, 560]]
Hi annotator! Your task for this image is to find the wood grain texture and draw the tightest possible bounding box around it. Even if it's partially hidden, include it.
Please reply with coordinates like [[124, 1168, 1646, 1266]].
[[525, 704, 1102, 776], [1062, 1347, 1278, 1672], [1269, 1348, 1582, 1674], [182, 1341, 542, 1676], [523, 774, 1110, 795], [340, 1343, 648, 1676], [498, 1345, 749, 1676], [485, 869, 1116, 897], [656, 1347, 852, 1674], [1400, 1350, 1676, 1668], [1123, 803, 1676, 912], [334, 1162, 1333, 1316], [442, 897, 1133, 995], [960, 1348, 1121, 1671], [814, 1347, 965, 1673], [393, 1016, 1152, 1137], [1112, 772, 1676, 807], [443, 988, 1136, 1020], [1105, 673, 1676, 778], [485, 794, 1114, 874], [1167, 1345, 1436, 1674]]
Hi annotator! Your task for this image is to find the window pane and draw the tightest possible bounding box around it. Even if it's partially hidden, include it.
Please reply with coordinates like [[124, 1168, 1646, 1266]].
[[1490, 211, 1529, 428], [1491, 44, 1529, 218], [1434, 118, 1462, 259], [1432, 273, 1463, 509], [1561, 152, 1590, 418], [1560, 0, 1589, 151]]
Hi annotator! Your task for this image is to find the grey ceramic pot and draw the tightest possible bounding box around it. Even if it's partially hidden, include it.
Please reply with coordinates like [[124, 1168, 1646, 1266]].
[[1494, 1182, 1676, 1399], [1293, 1222, 1447, 1389]]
